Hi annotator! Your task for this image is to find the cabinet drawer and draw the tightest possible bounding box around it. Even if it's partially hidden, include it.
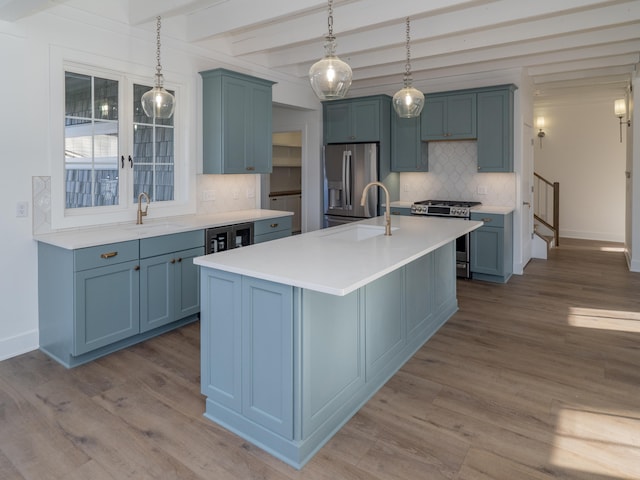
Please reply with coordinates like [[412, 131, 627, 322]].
[[74, 241, 139, 272], [470, 212, 504, 228], [254, 217, 292, 236], [140, 230, 204, 258]]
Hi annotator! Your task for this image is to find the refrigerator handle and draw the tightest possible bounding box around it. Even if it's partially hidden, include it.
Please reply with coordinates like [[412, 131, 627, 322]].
[[343, 150, 352, 209]]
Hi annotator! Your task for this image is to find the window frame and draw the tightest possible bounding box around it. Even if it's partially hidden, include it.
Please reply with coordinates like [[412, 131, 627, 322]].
[[50, 48, 193, 231]]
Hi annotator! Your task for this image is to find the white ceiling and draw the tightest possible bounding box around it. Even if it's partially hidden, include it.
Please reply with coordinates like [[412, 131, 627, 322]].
[[2, 0, 638, 101]]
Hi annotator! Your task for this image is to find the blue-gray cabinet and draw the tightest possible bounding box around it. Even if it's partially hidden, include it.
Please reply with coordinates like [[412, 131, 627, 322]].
[[391, 115, 427, 172], [470, 211, 513, 283], [253, 216, 293, 243], [390, 206, 412, 216], [199, 241, 457, 468], [200, 68, 275, 174], [38, 231, 203, 368], [421, 93, 476, 141], [201, 270, 293, 439], [323, 95, 391, 144], [140, 231, 204, 332], [477, 86, 515, 172]]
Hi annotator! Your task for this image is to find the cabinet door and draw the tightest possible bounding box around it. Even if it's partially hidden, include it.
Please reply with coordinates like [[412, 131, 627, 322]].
[[248, 83, 273, 173], [74, 260, 140, 355], [365, 268, 404, 381], [140, 252, 174, 333], [404, 253, 433, 337], [471, 227, 504, 276], [447, 93, 476, 139], [351, 100, 380, 142], [477, 89, 513, 172], [200, 269, 242, 411], [241, 277, 293, 439], [323, 102, 352, 143], [222, 78, 250, 174], [421, 93, 476, 140], [421, 96, 447, 140], [175, 247, 204, 319], [391, 115, 427, 171]]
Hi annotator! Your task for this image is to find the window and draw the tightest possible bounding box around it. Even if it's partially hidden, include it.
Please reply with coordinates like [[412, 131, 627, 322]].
[[64, 72, 119, 208], [64, 71, 175, 210], [132, 84, 174, 203]]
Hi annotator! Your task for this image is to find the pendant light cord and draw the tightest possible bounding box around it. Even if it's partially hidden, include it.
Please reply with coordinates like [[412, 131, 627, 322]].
[[404, 17, 412, 85], [155, 16, 163, 77], [327, 0, 335, 41]]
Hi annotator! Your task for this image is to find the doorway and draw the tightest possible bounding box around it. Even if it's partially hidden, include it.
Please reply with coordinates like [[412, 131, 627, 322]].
[[264, 131, 302, 234]]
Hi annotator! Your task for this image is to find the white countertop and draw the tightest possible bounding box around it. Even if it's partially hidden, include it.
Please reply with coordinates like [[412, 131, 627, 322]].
[[194, 215, 482, 296], [34, 209, 293, 250], [471, 205, 515, 214]]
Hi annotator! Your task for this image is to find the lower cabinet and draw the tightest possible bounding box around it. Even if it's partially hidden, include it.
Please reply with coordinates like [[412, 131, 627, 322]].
[[254, 216, 293, 243], [269, 195, 301, 233], [470, 211, 513, 283], [390, 206, 412, 216], [200, 241, 458, 468], [38, 230, 204, 368]]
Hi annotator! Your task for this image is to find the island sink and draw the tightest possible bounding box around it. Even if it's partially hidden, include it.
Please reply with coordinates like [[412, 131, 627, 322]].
[[321, 224, 398, 241]]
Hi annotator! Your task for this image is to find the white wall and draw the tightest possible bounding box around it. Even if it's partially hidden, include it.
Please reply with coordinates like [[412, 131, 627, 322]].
[[0, 5, 318, 361], [534, 95, 627, 242]]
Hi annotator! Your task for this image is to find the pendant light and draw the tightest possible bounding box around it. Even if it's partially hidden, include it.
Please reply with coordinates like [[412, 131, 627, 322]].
[[392, 17, 424, 118], [141, 16, 175, 119], [309, 0, 352, 100]]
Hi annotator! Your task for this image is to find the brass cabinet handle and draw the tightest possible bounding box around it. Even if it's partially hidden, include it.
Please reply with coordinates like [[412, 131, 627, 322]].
[[270, 223, 279, 228], [177, 258, 182, 263], [134, 265, 140, 271], [170, 258, 176, 264], [246, 166, 255, 171], [481, 217, 493, 222], [100, 251, 118, 259]]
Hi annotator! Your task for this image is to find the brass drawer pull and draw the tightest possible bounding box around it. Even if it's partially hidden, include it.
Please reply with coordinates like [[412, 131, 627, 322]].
[[481, 217, 493, 223], [100, 251, 118, 259], [270, 223, 279, 228], [246, 166, 255, 171]]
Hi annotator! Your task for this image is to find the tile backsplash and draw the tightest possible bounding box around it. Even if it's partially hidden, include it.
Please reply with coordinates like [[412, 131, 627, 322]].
[[196, 174, 259, 214], [399, 141, 515, 207]]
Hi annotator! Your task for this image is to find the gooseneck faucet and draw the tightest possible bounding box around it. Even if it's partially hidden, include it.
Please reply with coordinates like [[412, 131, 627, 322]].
[[136, 192, 150, 224], [360, 181, 392, 236]]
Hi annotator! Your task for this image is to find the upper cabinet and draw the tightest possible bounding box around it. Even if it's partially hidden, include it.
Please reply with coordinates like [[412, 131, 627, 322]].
[[421, 93, 476, 141], [476, 85, 515, 173], [323, 95, 390, 144], [200, 68, 275, 174], [391, 115, 427, 172]]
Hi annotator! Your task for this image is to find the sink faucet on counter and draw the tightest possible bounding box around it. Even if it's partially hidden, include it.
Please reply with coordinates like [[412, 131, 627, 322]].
[[136, 192, 150, 224], [361, 181, 392, 236]]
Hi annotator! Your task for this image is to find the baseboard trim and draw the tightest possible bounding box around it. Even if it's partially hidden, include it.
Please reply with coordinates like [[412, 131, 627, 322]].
[[0, 330, 38, 362]]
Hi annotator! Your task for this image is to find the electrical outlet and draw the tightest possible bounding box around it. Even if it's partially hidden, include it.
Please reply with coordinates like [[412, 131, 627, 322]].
[[16, 201, 28, 218], [246, 188, 255, 198], [403, 184, 410, 192], [202, 189, 216, 201], [477, 185, 488, 195], [233, 190, 239, 200]]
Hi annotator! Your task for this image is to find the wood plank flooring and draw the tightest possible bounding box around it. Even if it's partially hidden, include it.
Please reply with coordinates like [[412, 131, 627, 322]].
[[2, 238, 640, 479]]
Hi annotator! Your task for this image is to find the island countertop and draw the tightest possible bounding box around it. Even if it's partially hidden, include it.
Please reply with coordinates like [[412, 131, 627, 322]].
[[194, 215, 482, 296]]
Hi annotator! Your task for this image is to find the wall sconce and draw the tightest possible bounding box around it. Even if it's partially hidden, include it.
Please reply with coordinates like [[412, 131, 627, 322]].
[[536, 116, 545, 148], [615, 98, 630, 143]]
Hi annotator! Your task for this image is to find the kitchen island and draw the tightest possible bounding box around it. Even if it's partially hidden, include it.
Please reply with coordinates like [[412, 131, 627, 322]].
[[194, 215, 482, 469]]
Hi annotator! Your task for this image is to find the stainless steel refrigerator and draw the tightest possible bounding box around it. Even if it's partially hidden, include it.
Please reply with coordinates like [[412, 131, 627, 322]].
[[323, 143, 379, 227]]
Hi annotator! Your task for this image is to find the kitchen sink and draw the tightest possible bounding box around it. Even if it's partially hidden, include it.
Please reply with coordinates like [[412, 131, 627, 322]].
[[321, 224, 398, 241], [124, 222, 187, 234]]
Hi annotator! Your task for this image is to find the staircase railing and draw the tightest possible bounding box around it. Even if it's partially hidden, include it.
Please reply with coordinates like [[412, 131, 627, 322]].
[[533, 172, 560, 246]]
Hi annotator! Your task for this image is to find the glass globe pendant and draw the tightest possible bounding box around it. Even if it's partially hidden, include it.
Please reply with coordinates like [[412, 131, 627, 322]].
[[392, 18, 424, 118], [141, 16, 175, 119], [309, 0, 352, 100]]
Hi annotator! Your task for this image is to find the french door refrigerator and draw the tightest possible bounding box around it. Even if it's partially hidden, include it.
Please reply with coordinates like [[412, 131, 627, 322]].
[[323, 143, 379, 228]]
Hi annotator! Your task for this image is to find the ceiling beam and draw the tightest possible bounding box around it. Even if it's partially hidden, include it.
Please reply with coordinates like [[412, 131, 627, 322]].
[[0, 0, 68, 21]]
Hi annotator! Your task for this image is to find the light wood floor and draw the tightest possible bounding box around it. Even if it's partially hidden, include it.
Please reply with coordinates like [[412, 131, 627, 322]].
[[2, 239, 640, 479]]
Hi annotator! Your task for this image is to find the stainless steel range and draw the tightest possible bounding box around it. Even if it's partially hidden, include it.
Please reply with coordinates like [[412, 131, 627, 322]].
[[411, 199, 481, 279]]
